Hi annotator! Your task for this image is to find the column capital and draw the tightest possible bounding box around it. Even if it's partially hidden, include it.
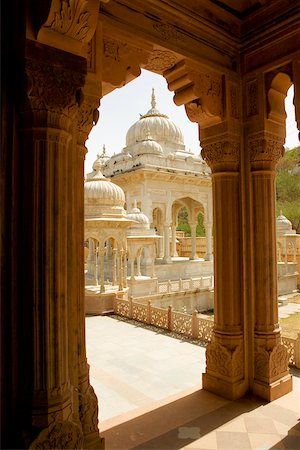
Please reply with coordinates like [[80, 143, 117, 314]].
[[248, 132, 284, 170], [201, 135, 240, 173], [24, 40, 86, 130]]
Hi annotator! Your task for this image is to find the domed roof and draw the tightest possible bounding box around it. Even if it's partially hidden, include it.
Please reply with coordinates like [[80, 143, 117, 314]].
[[127, 202, 150, 230], [85, 155, 126, 218], [276, 212, 294, 235], [132, 128, 163, 156], [124, 89, 185, 154]]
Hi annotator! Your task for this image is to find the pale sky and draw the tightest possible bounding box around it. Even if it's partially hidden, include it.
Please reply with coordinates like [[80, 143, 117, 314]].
[[85, 70, 299, 173]]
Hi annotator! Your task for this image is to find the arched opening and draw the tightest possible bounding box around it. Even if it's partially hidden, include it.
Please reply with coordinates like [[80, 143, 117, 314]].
[[84, 69, 213, 425], [275, 82, 300, 297]]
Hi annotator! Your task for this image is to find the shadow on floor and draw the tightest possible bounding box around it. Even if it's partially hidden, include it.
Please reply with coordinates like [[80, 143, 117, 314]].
[[102, 388, 265, 450]]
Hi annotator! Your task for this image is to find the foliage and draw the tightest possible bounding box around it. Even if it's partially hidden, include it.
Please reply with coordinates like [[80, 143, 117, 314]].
[[276, 146, 300, 233], [176, 207, 206, 237]]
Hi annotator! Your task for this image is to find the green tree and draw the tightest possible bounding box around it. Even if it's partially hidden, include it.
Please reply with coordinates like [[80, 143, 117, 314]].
[[276, 146, 300, 233], [176, 207, 206, 236]]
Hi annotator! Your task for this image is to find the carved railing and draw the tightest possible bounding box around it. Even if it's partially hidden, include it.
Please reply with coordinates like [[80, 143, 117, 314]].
[[156, 276, 214, 294], [282, 333, 300, 369], [114, 297, 213, 344], [114, 297, 300, 368]]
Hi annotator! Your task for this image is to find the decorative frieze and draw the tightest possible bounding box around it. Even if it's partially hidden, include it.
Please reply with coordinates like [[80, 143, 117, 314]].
[[153, 22, 184, 42]]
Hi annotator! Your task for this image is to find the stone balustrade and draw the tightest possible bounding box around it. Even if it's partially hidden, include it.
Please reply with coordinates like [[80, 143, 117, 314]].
[[114, 297, 300, 370]]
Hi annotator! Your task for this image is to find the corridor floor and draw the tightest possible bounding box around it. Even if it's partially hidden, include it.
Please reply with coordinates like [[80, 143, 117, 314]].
[[86, 315, 300, 450]]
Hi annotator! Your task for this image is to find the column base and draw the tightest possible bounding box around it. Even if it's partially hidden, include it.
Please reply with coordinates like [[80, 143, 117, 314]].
[[253, 374, 292, 401], [162, 257, 172, 264], [202, 372, 247, 400], [83, 433, 105, 449]]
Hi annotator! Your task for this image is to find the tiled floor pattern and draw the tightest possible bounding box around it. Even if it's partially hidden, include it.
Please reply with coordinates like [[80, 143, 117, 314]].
[[86, 315, 300, 450]]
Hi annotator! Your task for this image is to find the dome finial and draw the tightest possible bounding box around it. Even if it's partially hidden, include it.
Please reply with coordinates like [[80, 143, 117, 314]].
[[151, 88, 156, 109], [102, 144, 106, 156]]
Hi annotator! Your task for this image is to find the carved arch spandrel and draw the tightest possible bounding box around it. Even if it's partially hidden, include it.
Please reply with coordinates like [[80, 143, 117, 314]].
[[37, 0, 101, 56]]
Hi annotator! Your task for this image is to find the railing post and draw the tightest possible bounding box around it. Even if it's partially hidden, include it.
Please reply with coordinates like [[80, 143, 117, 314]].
[[190, 277, 193, 290], [294, 333, 300, 369], [129, 296, 133, 319], [192, 310, 198, 339], [168, 305, 173, 331], [168, 280, 172, 293], [179, 278, 182, 291], [147, 300, 151, 324]]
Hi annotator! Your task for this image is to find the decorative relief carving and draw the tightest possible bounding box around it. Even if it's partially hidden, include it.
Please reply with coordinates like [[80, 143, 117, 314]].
[[78, 380, 99, 434], [229, 83, 239, 119], [87, 35, 96, 72], [25, 58, 84, 116], [206, 342, 244, 378], [246, 80, 258, 117], [29, 421, 83, 449], [102, 38, 148, 90], [77, 95, 100, 142], [254, 343, 289, 379], [249, 133, 284, 166], [201, 139, 240, 171], [49, 0, 91, 40], [103, 39, 120, 61], [144, 50, 177, 73], [153, 23, 184, 42]]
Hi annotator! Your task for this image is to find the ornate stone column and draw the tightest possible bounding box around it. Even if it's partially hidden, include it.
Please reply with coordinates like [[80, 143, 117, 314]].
[[163, 225, 172, 263], [99, 248, 105, 293], [21, 39, 88, 448], [200, 134, 245, 400], [171, 225, 178, 257], [205, 223, 213, 261], [190, 223, 198, 260], [118, 249, 124, 290], [112, 248, 117, 285], [74, 87, 104, 448], [249, 132, 292, 400]]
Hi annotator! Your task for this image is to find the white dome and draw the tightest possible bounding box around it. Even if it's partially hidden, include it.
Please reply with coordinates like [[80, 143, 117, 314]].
[[276, 212, 294, 235], [127, 204, 150, 230], [131, 129, 163, 156], [124, 90, 185, 154], [84, 158, 126, 218]]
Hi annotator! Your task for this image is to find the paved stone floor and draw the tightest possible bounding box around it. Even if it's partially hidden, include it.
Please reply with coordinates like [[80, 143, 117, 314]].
[[86, 314, 300, 450]]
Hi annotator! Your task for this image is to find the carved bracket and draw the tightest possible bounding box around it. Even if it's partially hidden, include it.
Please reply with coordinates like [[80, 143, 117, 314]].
[[164, 60, 223, 126], [37, 0, 100, 56], [102, 37, 150, 95]]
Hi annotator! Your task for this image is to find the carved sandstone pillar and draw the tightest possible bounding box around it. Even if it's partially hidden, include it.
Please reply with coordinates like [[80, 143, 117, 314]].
[[190, 223, 198, 260], [76, 92, 104, 449], [21, 40, 86, 448], [249, 132, 292, 400], [201, 135, 246, 399]]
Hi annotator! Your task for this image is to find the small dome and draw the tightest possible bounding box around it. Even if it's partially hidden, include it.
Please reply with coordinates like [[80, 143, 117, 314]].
[[85, 156, 126, 218], [276, 212, 293, 235], [133, 128, 163, 156], [127, 202, 150, 230], [125, 89, 185, 153]]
